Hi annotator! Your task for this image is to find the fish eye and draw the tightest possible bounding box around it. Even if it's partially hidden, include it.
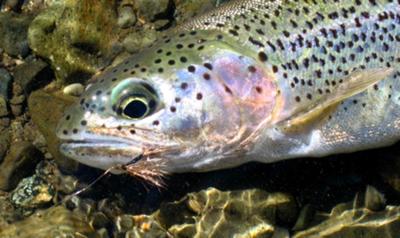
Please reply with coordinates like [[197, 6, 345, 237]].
[[121, 97, 151, 119], [112, 79, 160, 120]]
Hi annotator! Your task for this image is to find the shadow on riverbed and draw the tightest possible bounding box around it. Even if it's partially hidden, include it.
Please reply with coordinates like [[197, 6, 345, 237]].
[[74, 142, 400, 214]]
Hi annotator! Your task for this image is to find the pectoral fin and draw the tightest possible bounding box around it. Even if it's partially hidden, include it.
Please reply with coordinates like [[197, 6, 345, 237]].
[[280, 68, 393, 130]]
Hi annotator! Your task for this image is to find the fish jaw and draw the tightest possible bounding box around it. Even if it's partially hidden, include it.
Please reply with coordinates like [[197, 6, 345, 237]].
[[59, 139, 142, 172]]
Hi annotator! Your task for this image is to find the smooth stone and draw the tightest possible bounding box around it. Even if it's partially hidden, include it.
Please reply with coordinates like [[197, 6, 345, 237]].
[[0, 128, 10, 163], [0, 96, 9, 117], [115, 215, 134, 233], [96, 228, 110, 238], [90, 212, 111, 230], [0, 68, 12, 99], [0, 141, 42, 191], [28, 89, 78, 172], [0, 12, 32, 57], [117, 5, 136, 29], [62, 83, 84, 97]]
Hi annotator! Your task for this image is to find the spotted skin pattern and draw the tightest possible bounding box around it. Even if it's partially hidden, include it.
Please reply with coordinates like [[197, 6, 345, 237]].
[[57, 0, 400, 175]]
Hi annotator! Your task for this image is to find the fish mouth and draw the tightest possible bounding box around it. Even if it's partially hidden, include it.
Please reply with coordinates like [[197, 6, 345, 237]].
[[60, 135, 139, 148], [59, 136, 144, 169], [60, 137, 143, 156]]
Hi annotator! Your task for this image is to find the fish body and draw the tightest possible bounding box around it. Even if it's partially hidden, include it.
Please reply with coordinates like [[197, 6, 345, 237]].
[[57, 0, 400, 177]]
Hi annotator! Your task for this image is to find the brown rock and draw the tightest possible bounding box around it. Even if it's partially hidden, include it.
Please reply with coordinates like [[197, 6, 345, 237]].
[[28, 0, 122, 85], [0, 141, 42, 191], [0, 206, 96, 238], [28, 89, 78, 172]]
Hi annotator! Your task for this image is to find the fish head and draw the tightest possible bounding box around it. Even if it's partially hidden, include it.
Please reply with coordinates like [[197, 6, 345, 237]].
[[56, 35, 278, 175]]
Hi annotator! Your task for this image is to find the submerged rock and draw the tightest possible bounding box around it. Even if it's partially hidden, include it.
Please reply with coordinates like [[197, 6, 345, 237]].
[[0, 68, 12, 99], [117, 4, 137, 29], [12, 57, 53, 94], [294, 206, 400, 238], [0, 206, 96, 238], [28, 0, 122, 85], [294, 186, 400, 238], [134, 0, 171, 22], [28, 89, 78, 172], [156, 188, 296, 237], [10, 174, 54, 211], [0, 96, 9, 117], [62, 83, 84, 97], [0, 127, 10, 163], [0, 12, 33, 57], [0, 141, 42, 191]]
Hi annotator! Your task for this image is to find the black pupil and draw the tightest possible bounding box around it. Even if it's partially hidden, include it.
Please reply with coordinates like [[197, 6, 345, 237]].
[[124, 99, 148, 118]]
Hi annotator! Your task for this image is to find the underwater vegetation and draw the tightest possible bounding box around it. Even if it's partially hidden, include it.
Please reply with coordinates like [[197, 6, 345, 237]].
[[0, 0, 399, 237]]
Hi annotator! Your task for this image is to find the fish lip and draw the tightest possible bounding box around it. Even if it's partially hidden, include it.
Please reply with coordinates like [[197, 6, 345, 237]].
[[59, 137, 137, 149], [60, 137, 144, 159]]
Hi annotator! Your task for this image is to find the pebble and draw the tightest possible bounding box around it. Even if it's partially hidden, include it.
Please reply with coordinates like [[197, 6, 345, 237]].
[[115, 215, 134, 233], [77, 198, 96, 216], [90, 212, 111, 230], [62, 83, 84, 97], [10, 104, 23, 117], [96, 228, 110, 238], [10, 94, 25, 105], [117, 5, 136, 29], [10, 94, 25, 117], [10, 120, 24, 142], [0, 118, 11, 127], [56, 175, 78, 194], [10, 174, 54, 210], [0, 68, 12, 99], [0, 96, 9, 117]]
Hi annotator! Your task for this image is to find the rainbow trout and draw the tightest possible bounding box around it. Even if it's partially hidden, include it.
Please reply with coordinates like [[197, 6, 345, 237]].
[[57, 0, 400, 183]]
